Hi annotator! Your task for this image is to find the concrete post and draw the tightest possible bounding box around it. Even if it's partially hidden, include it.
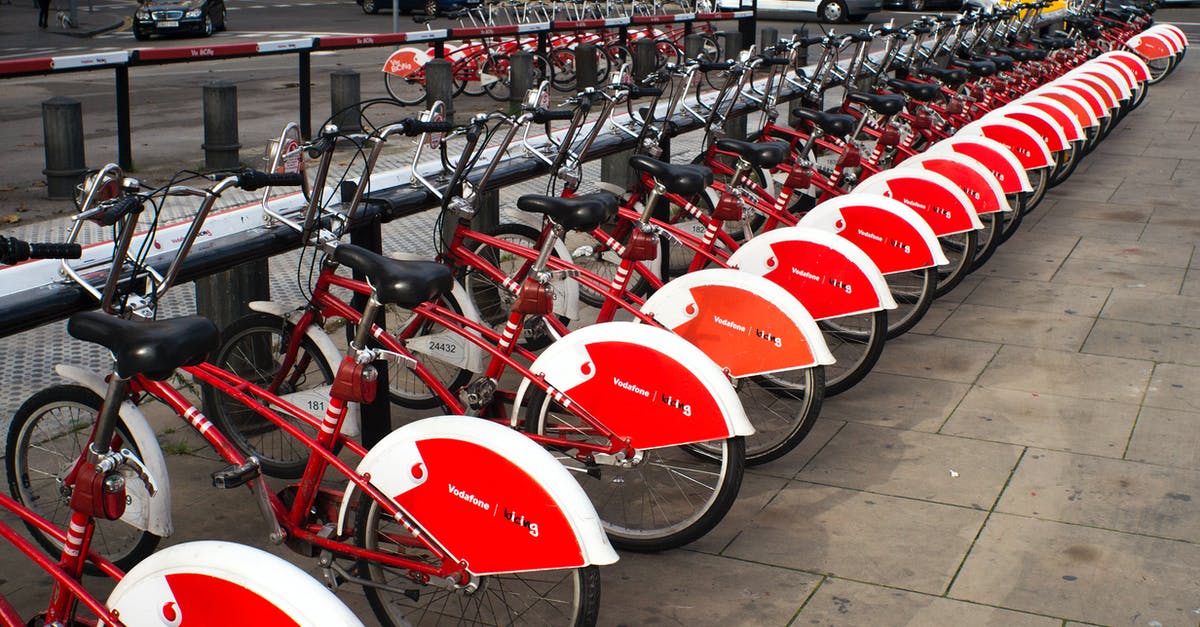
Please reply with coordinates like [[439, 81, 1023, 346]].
[[330, 69, 362, 134], [761, 26, 779, 51], [195, 261, 270, 332], [202, 81, 241, 169], [508, 51, 534, 110], [632, 39, 657, 83], [575, 42, 598, 90], [41, 97, 86, 200], [721, 31, 747, 140], [424, 58, 455, 123], [683, 33, 705, 61]]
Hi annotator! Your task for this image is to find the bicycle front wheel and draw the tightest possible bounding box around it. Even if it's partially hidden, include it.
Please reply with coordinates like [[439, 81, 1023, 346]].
[[6, 385, 161, 572], [384, 69, 428, 106], [355, 493, 602, 626], [525, 388, 745, 552], [203, 313, 336, 479]]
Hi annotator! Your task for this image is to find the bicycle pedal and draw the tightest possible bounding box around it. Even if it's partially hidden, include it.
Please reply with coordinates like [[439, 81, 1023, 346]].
[[211, 459, 261, 489]]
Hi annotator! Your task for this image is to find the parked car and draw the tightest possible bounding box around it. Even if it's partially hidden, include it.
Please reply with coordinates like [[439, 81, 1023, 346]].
[[132, 0, 226, 40], [357, 0, 464, 14], [715, 0, 882, 23], [884, 0, 962, 10]]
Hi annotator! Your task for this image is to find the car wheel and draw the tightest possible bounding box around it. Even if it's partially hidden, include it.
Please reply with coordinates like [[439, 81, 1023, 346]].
[[202, 12, 213, 36], [133, 29, 149, 41], [362, 0, 379, 13], [216, 7, 227, 30], [817, 0, 849, 22], [907, 0, 925, 9]]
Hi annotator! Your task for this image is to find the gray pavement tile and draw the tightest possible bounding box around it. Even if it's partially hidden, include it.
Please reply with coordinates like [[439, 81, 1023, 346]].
[[1000, 448, 1200, 543], [820, 372, 971, 432], [1082, 318, 1200, 366], [1041, 199, 1154, 223], [1110, 179, 1200, 208], [977, 346, 1153, 404], [1071, 236, 1194, 268], [1168, 158, 1200, 182], [1126, 406, 1200, 471], [1033, 215, 1149, 241], [963, 277, 1110, 317], [1051, 257, 1186, 294], [873, 334, 1000, 384], [1143, 363, 1200, 413], [934, 303, 1094, 352], [797, 577, 1060, 627], [723, 483, 987, 595], [993, 230, 1082, 260], [682, 471, 792, 557], [1184, 269, 1200, 297], [1135, 138, 1200, 161], [600, 551, 821, 625], [950, 513, 1200, 626], [1042, 180, 1120, 203], [930, 271, 984, 305], [796, 422, 1022, 509], [942, 387, 1137, 458], [1101, 289, 1200, 328], [1139, 222, 1200, 246], [1086, 137, 1151, 157], [908, 300, 957, 336], [975, 250, 1067, 282], [748, 418, 845, 481], [1148, 206, 1200, 227]]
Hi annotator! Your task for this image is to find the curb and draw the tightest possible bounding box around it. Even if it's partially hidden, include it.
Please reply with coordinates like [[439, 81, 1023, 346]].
[[53, 17, 127, 38]]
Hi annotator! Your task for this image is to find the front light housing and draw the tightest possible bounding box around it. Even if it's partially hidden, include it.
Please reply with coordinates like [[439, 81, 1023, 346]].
[[185, 8, 202, 17]]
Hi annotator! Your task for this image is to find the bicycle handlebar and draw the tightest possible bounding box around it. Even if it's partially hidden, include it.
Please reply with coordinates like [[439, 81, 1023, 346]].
[[0, 236, 82, 266], [530, 107, 576, 122]]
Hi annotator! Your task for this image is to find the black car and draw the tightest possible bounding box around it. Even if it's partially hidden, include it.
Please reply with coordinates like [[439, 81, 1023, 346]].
[[883, 0, 961, 10], [356, 0, 462, 14], [133, 0, 227, 40]]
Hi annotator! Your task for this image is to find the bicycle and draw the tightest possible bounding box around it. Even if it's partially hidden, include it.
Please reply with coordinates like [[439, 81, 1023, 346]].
[[6, 166, 618, 626]]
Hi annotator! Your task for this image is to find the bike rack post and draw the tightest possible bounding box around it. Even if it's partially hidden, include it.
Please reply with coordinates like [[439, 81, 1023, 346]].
[[426, 58, 456, 123], [330, 69, 363, 133], [761, 26, 778, 51], [202, 81, 241, 169], [684, 33, 705, 61], [40, 96, 86, 199], [194, 261, 270, 336], [575, 43, 598, 90], [721, 31, 748, 140], [115, 65, 133, 171], [299, 50, 312, 140], [343, 183, 392, 449], [632, 39, 657, 83], [738, 0, 758, 49], [509, 52, 535, 112]]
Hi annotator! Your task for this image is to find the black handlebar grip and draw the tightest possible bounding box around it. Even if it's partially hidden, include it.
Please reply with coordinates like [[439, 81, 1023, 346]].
[[697, 60, 734, 72], [407, 119, 454, 136], [531, 108, 576, 123], [629, 86, 663, 98], [848, 30, 873, 43], [798, 36, 825, 47], [93, 195, 144, 227], [29, 242, 83, 261], [238, 170, 305, 191], [761, 56, 790, 67]]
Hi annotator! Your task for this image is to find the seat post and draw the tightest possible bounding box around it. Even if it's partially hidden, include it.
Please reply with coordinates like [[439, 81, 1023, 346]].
[[352, 297, 382, 352], [89, 375, 131, 462]]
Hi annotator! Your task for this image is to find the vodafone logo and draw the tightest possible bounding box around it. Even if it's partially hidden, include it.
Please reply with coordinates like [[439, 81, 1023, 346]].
[[160, 601, 182, 625]]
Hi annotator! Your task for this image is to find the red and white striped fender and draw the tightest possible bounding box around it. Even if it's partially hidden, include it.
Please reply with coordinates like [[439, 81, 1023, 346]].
[[959, 117, 1054, 170], [515, 321, 755, 447], [1028, 85, 1101, 129], [106, 541, 365, 626], [640, 269, 834, 377], [1099, 50, 1151, 83], [985, 104, 1071, 153], [337, 416, 619, 574], [1063, 70, 1123, 110], [898, 151, 1011, 216], [929, 135, 1032, 194], [1147, 24, 1187, 53], [1046, 77, 1111, 120], [1126, 31, 1175, 61], [1092, 56, 1142, 94], [381, 47, 431, 77], [1071, 63, 1134, 102], [797, 193, 949, 273], [853, 168, 984, 235], [1016, 95, 1086, 143], [727, 227, 896, 320]]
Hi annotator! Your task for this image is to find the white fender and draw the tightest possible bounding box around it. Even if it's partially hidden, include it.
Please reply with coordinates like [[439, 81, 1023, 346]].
[[958, 117, 1055, 170], [384, 254, 496, 372], [1062, 71, 1121, 111], [1155, 24, 1188, 49], [1016, 95, 1086, 143], [1125, 31, 1174, 61], [247, 301, 361, 437], [54, 364, 173, 538], [1074, 63, 1135, 101], [728, 226, 897, 320], [337, 416, 618, 574], [1100, 50, 1151, 83], [853, 168, 985, 234], [106, 541, 364, 626], [1147, 24, 1186, 53], [1092, 57, 1142, 93], [984, 104, 1071, 153], [513, 321, 755, 448], [1045, 78, 1110, 121], [381, 47, 432, 77], [799, 193, 949, 272], [929, 135, 1033, 193], [640, 269, 834, 377], [899, 151, 1012, 215], [1028, 85, 1102, 128]]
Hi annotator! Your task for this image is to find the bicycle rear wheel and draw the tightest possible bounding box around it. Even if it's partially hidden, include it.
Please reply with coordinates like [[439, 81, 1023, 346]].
[[884, 267, 937, 339], [384, 69, 428, 106], [819, 310, 888, 396], [525, 388, 745, 552], [355, 494, 602, 626], [933, 231, 977, 298], [6, 385, 160, 573]]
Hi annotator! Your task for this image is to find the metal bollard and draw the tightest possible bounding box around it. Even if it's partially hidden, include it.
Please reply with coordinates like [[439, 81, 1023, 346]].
[[721, 30, 744, 61], [632, 39, 657, 83], [195, 260, 269, 333], [761, 27, 779, 51], [203, 81, 241, 170], [683, 33, 706, 61], [425, 58, 455, 122], [41, 97, 86, 200], [721, 31, 747, 141], [575, 42, 598, 90], [794, 26, 811, 66], [508, 51, 534, 109], [330, 69, 363, 134]]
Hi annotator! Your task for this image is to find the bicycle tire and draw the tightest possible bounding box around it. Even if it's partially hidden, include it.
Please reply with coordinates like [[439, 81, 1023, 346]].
[[384, 68, 427, 106], [819, 309, 888, 396], [884, 267, 938, 339], [1020, 167, 1050, 216], [202, 313, 337, 479], [560, 219, 654, 309], [461, 222, 570, 351], [1048, 140, 1082, 188], [933, 230, 978, 298], [355, 493, 602, 626], [6, 385, 161, 573], [690, 366, 825, 466], [524, 388, 746, 552], [968, 210, 1004, 273], [1145, 54, 1173, 85], [998, 192, 1026, 243]]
